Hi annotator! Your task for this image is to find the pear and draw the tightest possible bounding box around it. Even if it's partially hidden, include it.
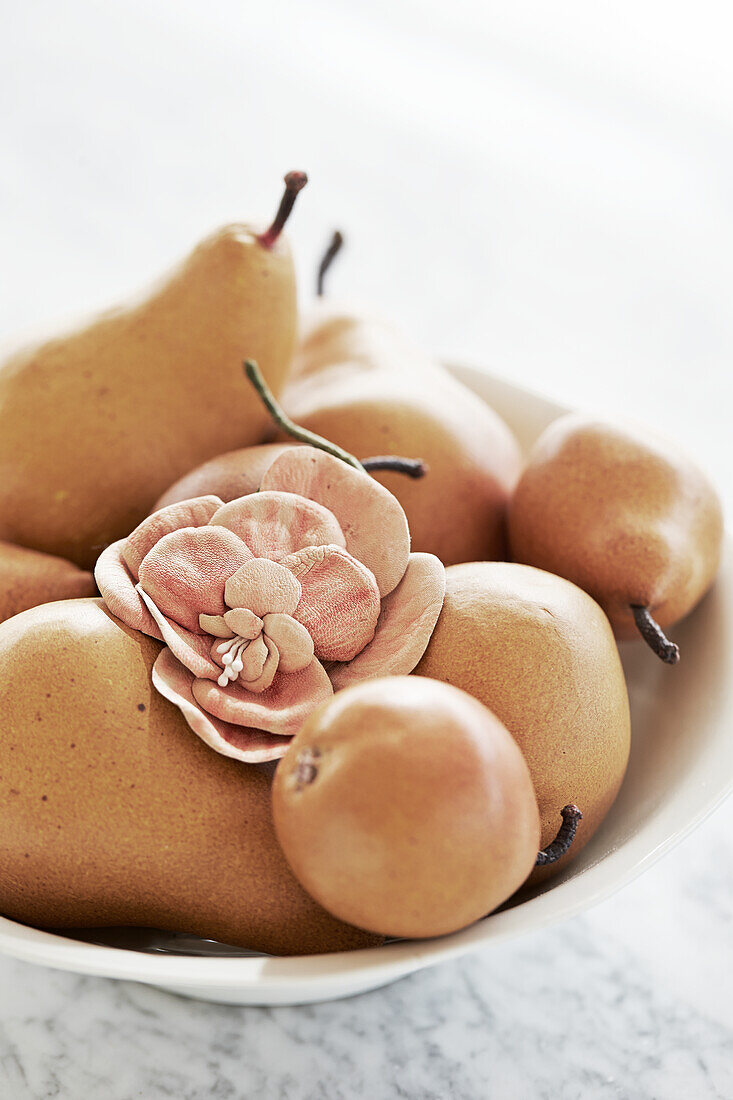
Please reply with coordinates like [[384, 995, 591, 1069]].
[[415, 562, 630, 882], [0, 598, 380, 955], [152, 443, 295, 512], [508, 413, 724, 662], [0, 540, 95, 625], [282, 310, 522, 566], [273, 676, 541, 938], [0, 173, 307, 571]]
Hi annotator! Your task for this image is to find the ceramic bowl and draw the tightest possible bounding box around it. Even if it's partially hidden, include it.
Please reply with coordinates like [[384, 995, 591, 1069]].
[[0, 365, 730, 1005]]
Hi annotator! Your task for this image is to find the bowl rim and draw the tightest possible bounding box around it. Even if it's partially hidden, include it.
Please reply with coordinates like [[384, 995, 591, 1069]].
[[0, 775, 729, 990]]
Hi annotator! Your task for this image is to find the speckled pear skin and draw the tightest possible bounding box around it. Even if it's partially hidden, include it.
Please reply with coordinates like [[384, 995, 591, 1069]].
[[0, 225, 297, 571], [152, 443, 295, 512], [273, 677, 541, 939], [282, 312, 522, 566], [0, 599, 381, 955], [508, 414, 724, 639], [0, 541, 96, 626], [415, 562, 631, 884]]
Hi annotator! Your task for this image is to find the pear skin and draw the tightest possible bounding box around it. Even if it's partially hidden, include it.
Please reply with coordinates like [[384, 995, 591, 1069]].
[[283, 311, 522, 566], [153, 443, 295, 512], [415, 562, 630, 883], [273, 676, 541, 938], [0, 178, 305, 570], [508, 414, 724, 648], [0, 540, 96, 625], [0, 599, 380, 955]]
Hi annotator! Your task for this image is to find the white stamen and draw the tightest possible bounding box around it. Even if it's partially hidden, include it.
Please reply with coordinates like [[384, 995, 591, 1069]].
[[213, 632, 259, 689]]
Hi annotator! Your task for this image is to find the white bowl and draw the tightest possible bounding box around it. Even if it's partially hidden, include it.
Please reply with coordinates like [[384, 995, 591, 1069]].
[[0, 365, 731, 1005]]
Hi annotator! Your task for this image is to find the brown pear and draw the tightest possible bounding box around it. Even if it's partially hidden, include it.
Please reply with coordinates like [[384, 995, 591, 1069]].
[[0, 540, 96, 625], [508, 413, 724, 662], [273, 676, 541, 938], [415, 562, 630, 882], [282, 310, 522, 566], [0, 598, 380, 955], [153, 443, 295, 512], [0, 173, 307, 571]]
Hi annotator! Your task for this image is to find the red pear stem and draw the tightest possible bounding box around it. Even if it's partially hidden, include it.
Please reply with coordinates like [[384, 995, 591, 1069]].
[[631, 605, 680, 665], [362, 456, 428, 479], [535, 804, 583, 867], [257, 171, 308, 249], [316, 230, 344, 296]]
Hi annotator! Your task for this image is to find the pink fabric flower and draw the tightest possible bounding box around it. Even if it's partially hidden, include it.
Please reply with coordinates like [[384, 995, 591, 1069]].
[[95, 448, 446, 762]]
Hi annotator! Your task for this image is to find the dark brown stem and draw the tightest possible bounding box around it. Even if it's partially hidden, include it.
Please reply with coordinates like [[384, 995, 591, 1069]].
[[316, 230, 344, 296], [631, 605, 680, 665], [362, 456, 428, 479], [535, 804, 583, 867], [257, 171, 308, 249], [243, 360, 365, 473]]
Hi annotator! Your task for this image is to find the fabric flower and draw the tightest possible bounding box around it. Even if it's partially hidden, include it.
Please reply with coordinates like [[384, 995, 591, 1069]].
[[95, 448, 446, 762]]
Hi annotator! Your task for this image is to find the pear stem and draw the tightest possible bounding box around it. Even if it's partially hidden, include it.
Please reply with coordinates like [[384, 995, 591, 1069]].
[[535, 804, 583, 866], [630, 605, 680, 664], [316, 230, 344, 296], [257, 171, 308, 249], [362, 456, 427, 479], [243, 360, 365, 472]]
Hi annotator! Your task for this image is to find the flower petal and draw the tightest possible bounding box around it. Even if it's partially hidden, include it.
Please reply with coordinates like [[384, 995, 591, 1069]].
[[263, 613, 314, 673], [328, 553, 446, 690], [138, 526, 252, 632], [199, 613, 235, 638], [261, 449, 410, 596], [95, 540, 163, 640], [152, 649, 291, 763], [123, 495, 225, 578], [224, 558, 302, 618], [223, 607, 263, 639], [192, 658, 333, 737], [209, 491, 345, 560], [283, 545, 381, 662], [241, 635, 279, 693], [138, 587, 221, 679], [240, 634, 269, 682]]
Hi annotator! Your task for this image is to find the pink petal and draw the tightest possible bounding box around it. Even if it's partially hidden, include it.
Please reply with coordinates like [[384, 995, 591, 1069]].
[[223, 607, 263, 639], [224, 558, 302, 618], [240, 635, 279, 693], [209, 491, 345, 560], [261, 449, 410, 596], [283, 545, 381, 662], [328, 553, 446, 690], [123, 496, 224, 578], [152, 649, 291, 763], [191, 658, 333, 737], [138, 526, 252, 632], [198, 613, 235, 638], [95, 540, 163, 640], [138, 587, 221, 679], [240, 635, 269, 682], [263, 613, 314, 673]]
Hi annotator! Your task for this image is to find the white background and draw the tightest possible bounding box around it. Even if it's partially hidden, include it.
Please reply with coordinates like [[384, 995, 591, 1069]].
[[1, 3, 732, 1097]]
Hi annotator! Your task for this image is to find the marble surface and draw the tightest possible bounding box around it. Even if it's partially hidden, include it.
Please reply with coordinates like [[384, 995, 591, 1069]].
[[1, 3, 732, 1097]]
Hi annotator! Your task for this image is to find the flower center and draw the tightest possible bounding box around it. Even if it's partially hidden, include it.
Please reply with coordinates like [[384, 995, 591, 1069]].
[[216, 636, 248, 688]]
